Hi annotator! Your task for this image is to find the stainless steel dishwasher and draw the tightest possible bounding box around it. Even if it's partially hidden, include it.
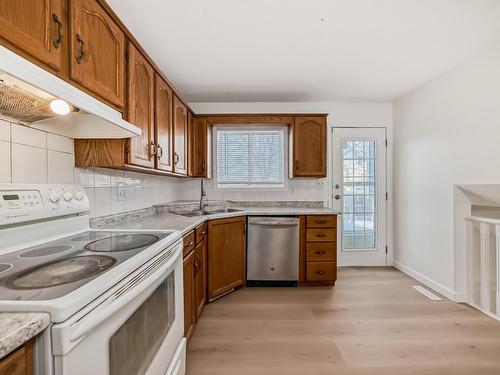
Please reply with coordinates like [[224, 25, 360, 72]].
[[247, 216, 300, 286]]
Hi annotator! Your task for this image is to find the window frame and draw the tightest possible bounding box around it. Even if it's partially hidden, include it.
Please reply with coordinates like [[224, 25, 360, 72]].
[[212, 125, 289, 190]]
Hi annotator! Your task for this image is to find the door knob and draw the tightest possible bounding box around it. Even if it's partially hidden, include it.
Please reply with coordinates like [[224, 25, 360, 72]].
[[334, 194, 341, 200]]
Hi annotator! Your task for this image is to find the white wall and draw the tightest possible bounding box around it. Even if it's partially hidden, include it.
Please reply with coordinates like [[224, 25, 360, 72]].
[[188, 102, 393, 205], [393, 41, 500, 298]]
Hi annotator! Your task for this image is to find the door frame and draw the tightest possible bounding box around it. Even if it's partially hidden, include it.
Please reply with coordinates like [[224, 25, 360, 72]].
[[328, 125, 394, 266]]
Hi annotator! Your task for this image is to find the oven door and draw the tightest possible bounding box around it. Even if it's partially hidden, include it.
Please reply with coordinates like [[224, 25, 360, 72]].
[[51, 241, 185, 375]]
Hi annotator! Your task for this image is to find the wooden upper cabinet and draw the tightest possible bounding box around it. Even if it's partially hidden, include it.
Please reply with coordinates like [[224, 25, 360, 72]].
[[155, 74, 173, 172], [207, 216, 246, 300], [127, 42, 155, 169], [70, 0, 125, 108], [173, 96, 188, 175], [292, 116, 327, 177], [188, 116, 208, 178], [0, 0, 64, 73]]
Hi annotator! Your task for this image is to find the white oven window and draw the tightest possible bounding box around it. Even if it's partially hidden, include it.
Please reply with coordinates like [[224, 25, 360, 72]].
[[109, 272, 175, 375]]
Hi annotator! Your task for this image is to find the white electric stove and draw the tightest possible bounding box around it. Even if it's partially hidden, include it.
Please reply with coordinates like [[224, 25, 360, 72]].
[[0, 184, 186, 375]]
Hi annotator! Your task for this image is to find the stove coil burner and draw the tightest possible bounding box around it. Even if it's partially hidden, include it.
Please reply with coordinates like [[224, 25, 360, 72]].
[[84, 234, 159, 252], [7, 255, 116, 289]]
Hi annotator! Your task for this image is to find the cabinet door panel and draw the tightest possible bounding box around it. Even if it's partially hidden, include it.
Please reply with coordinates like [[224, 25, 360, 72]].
[[70, 0, 125, 108], [293, 116, 327, 177], [0, 0, 63, 72], [127, 43, 155, 168], [189, 116, 208, 177], [173, 96, 188, 175], [154, 74, 173, 172], [207, 217, 246, 300], [183, 250, 195, 340], [194, 239, 207, 321]]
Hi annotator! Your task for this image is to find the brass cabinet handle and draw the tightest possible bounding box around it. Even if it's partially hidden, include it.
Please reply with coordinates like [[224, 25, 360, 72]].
[[315, 270, 326, 276], [315, 220, 327, 224], [157, 145, 163, 159], [184, 241, 194, 247], [315, 233, 327, 238], [76, 34, 86, 64], [149, 142, 157, 156], [174, 152, 180, 164], [201, 161, 205, 171], [52, 14, 64, 48], [315, 250, 327, 255]]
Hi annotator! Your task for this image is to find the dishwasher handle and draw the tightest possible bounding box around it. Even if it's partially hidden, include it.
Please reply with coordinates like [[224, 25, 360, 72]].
[[249, 221, 298, 226], [248, 217, 299, 227]]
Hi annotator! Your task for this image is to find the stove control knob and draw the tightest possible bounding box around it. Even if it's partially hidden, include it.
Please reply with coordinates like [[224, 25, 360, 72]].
[[63, 192, 73, 202], [74, 192, 84, 201], [49, 193, 60, 203]]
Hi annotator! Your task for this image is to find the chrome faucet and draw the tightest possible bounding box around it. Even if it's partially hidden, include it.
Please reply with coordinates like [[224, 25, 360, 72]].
[[199, 179, 208, 211]]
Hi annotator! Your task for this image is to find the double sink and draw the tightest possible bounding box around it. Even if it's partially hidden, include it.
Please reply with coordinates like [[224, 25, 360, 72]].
[[171, 208, 243, 217]]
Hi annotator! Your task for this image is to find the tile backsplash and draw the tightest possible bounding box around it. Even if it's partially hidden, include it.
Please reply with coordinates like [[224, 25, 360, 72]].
[[0, 119, 328, 217], [177, 178, 329, 203], [0, 119, 74, 184]]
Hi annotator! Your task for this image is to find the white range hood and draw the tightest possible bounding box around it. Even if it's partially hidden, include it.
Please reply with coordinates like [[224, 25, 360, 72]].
[[0, 45, 141, 139]]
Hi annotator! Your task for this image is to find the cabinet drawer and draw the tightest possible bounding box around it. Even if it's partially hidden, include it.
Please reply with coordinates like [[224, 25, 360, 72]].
[[306, 228, 336, 242], [195, 222, 207, 245], [306, 215, 336, 228], [306, 262, 336, 282], [306, 242, 336, 262], [183, 230, 195, 257]]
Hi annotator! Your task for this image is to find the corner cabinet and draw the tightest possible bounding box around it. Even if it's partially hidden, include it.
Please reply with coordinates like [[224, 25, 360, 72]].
[[291, 116, 327, 177], [70, 0, 126, 109], [188, 116, 208, 178], [0, 0, 64, 74], [126, 42, 155, 169], [207, 216, 246, 300]]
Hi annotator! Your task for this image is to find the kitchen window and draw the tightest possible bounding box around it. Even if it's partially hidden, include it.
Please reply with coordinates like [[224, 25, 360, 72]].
[[214, 126, 287, 188]]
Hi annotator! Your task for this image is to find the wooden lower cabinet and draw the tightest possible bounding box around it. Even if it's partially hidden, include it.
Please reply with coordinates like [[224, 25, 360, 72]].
[[194, 239, 207, 320], [183, 227, 208, 342], [183, 248, 195, 341], [304, 215, 337, 285], [207, 216, 246, 300], [0, 339, 34, 375]]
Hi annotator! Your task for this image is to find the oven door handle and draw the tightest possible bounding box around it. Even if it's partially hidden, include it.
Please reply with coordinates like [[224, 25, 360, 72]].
[[70, 248, 181, 342]]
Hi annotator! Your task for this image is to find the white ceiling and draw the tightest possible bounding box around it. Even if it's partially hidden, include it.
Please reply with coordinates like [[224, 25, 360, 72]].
[[107, 0, 500, 102]]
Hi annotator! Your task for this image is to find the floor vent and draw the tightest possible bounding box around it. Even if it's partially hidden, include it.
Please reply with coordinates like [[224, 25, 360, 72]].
[[412, 285, 442, 301]]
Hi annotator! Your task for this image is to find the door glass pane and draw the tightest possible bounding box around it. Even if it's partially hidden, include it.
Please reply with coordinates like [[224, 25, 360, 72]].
[[109, 272, 175, 375], [342, 139, 377, 250]]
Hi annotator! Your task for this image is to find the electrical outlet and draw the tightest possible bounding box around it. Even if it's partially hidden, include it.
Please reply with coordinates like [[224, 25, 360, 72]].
[[117, 187, 127, 201]]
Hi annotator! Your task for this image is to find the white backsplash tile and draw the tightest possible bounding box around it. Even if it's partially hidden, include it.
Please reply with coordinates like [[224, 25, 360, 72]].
[[0, 140, 11, 183], [0, 120, 10, 142], [47, 133, 74, 154], [11, 143, 47, 183], [48, 151, 74, 183], [93, 187, 112, 217], [74, 168, 94, 187], [11, 124, 46, 148]]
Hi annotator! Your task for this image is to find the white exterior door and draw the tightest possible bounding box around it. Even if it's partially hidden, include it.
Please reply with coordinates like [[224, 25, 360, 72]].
[[332, 128, 387, 266]]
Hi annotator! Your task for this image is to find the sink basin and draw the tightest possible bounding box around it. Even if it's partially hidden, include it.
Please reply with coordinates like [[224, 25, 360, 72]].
[[171, 208, 242, 217]]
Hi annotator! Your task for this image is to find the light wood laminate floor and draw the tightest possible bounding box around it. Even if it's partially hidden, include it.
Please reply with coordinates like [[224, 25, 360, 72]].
[[186, 267, 500, 375]]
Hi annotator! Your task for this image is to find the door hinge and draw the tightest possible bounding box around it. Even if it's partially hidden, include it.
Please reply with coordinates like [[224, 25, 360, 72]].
[[385, 192, 388, 200], [125, 50, 129, 60], [125, 142, 130, 154], [385, 245, 388, 254], [385, 138, 388, 147]]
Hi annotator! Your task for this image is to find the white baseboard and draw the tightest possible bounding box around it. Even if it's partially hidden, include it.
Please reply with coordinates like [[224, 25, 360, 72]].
[[393, 261, 455, 300]]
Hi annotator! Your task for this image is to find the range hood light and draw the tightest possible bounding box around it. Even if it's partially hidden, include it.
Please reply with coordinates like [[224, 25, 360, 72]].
[[50, 99, 71, 116]]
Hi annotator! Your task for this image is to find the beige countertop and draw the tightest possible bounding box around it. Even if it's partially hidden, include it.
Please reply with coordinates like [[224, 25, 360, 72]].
[[0, 312, 50, 359]]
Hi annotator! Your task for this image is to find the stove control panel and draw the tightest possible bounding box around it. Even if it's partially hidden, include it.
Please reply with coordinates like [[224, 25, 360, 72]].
[[0, 184, 90, 226]]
